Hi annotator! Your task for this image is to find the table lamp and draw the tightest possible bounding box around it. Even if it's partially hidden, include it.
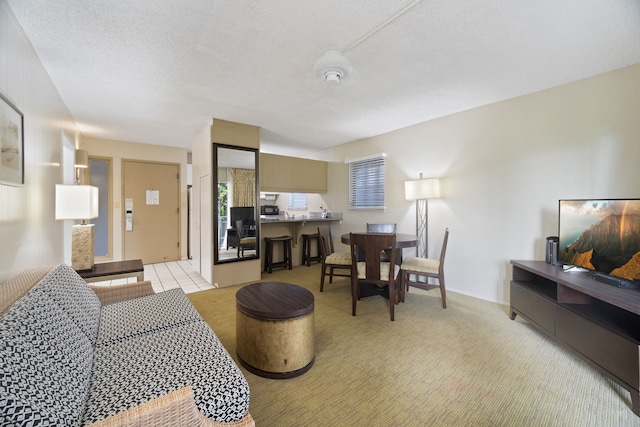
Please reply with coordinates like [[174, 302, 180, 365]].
[[55, 184, 99, 270], [404, 175, 440, 258]]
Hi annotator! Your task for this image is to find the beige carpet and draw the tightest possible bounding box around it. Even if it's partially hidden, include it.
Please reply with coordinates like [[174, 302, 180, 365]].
[[188, 264, 640, 427]]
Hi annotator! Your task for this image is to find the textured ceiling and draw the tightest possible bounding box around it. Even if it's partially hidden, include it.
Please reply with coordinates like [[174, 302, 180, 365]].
[[6, 0, 640, 156]]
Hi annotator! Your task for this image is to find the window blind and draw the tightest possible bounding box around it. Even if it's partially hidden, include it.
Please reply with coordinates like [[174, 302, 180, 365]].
[[288, 193, 307, 210], [347, 153, 386, 209]]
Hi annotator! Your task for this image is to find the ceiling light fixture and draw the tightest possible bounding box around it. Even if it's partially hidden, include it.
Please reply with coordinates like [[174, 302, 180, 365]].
[[313, 1, 424, 86], [313, 50, 354, 85]]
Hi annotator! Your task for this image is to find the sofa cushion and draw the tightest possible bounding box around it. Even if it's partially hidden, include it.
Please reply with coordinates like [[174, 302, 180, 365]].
[[96, 288, 203, 346], [0, 283, 94, 427], [39, 263, 102, 345], [83, 321, 250, 424]]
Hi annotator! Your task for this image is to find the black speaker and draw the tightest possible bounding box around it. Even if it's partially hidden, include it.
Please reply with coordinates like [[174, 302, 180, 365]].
[[546, 236, 559, 264]]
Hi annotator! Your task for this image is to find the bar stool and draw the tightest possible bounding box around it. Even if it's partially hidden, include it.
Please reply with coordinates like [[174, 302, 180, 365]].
[[264, 236, 293, 273], [301, 232, 321, 266]]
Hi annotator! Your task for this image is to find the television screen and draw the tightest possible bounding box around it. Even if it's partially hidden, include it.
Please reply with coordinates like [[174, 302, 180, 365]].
[[558, 199, 640, 281], [230, 206, 255, 228]]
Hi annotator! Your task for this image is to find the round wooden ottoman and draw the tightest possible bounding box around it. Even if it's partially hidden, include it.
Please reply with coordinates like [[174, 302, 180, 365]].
[[236, 282, 315, 379]]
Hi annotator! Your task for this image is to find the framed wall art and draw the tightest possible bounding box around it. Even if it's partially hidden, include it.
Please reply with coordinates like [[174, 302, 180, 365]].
[[0, 92, 24, 186]]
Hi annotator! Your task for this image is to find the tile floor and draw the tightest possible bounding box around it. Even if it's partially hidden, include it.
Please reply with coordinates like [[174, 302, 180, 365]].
[[91, 259, 215, 294]]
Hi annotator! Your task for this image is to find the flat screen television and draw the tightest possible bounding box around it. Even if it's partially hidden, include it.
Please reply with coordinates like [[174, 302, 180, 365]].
[[230, 206, 255, 228], [558, 199, 640, 281]]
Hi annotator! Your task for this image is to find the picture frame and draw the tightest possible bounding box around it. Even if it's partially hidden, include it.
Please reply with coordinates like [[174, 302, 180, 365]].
[[0, 92, 24, 186]]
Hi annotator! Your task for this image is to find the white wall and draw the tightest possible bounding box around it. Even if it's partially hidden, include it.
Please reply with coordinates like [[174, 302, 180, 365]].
[[311, 64, 640, 305], [0, 2, 81, 281], [190, 124, 212, 282]]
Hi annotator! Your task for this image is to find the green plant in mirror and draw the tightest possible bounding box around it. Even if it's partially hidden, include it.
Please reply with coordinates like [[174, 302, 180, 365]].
[[218, 182, 228, 221]]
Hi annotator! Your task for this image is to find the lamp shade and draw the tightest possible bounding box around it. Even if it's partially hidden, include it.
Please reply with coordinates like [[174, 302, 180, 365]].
[[74, 150, 89, 168], [404, 178, 440, 201], [55, 184, 99, 220]]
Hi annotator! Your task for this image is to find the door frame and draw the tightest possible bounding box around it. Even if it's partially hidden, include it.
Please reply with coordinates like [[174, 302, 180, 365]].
[[61, 133, 75, 265]]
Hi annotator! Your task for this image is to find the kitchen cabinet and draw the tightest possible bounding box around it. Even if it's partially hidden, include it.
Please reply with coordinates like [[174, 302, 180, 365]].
[[259, 153, 327, 193]]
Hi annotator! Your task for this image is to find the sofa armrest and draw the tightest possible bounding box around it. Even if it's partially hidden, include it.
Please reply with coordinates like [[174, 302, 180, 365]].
[[0, 266, 52, 315], [89, 280, 155, 304], [86, 386, 255, 427]]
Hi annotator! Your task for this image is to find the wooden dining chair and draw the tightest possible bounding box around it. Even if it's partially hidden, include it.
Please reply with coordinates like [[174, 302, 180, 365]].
[[400, 228, 449, 308], [236, 220, 256, 258], [349, 232, 400, 321], [317, 225, 351, 291]]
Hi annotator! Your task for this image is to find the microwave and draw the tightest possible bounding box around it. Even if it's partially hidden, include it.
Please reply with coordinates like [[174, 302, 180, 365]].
[[261, 205, 279, 215]]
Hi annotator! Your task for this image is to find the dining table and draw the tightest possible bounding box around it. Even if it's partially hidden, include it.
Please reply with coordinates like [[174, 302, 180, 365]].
[[340, 232, 418, 265]]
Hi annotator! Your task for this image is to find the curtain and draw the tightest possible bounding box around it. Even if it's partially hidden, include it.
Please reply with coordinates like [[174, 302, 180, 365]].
[[230, 168, 255, 207]]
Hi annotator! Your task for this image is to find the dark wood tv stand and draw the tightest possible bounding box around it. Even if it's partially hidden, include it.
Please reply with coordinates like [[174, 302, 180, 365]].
[[510, 260, 640, 416]]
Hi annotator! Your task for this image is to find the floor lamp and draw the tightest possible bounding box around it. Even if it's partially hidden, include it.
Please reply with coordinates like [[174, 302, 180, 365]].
[[404, 175, 440, 258], [55, 184, 99, 271]]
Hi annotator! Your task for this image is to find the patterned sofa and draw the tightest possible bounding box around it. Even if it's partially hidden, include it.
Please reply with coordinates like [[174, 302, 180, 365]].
[[0, 263, 254, 427]]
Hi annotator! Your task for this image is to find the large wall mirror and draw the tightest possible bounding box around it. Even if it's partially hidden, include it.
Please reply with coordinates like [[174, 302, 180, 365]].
[[213, 143, 259, 264]]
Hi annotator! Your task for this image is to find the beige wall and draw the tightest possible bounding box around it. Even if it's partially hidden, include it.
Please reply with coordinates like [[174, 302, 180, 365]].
[[188, 66, 640, 300], [192, 119, 263, 287], [212, 120, 261, 287], [310, 64, 640, 304], [4, 0, 639, 301], [81, 137, 189, 261], [0, 3, 191, 280], [0, 2, 82, 281]]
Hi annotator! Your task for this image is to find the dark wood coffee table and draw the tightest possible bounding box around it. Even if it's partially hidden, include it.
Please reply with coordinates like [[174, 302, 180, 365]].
[[236, 282, 315, 379], [76, 259, 144, 283]]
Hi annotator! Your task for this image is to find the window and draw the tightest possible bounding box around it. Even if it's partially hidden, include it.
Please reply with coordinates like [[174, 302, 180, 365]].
[[89, 157, 112, 258], [288, 193, 307, 210], [347, 153, 386, 209]]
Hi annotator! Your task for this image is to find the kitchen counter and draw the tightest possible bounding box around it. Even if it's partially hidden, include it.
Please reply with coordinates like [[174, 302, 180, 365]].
[[260, 217, 341, 246], [260, 217, 339, 223]]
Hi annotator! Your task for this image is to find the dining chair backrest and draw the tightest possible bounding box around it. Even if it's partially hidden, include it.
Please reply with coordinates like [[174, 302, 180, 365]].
[[349, 232, 400, 320], [366, 223, 397, 233], [317, 224, 351, 292], [437, 228, 449, 274], [235, 220, 245, 238], [399, 227, 449, 308], [317, 224, 334, 258], [349, 232, 397, 284]]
